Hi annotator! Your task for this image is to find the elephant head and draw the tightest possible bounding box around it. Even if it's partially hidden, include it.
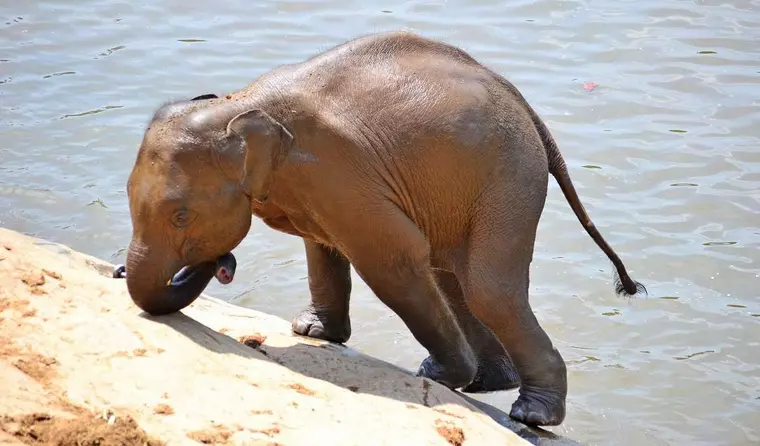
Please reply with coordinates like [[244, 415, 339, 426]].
[[123, 93, 294, 315]]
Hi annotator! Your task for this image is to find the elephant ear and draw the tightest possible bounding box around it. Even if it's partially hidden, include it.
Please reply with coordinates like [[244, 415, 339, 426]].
[[224, 109, 294, 202]]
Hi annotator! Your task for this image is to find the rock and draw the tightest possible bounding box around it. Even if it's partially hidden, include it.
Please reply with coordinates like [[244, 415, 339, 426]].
[[0, 228, 579, 445]]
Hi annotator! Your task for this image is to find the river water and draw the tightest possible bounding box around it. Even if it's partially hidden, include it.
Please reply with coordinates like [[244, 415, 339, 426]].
[[1, 1, 758, 444]]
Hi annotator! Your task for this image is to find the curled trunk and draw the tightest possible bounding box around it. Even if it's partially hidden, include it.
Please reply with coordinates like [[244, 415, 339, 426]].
[[125, 240, 215, 315]]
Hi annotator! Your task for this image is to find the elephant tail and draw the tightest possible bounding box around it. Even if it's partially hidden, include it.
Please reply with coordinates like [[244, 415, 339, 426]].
[[528, 108, 647, 298]]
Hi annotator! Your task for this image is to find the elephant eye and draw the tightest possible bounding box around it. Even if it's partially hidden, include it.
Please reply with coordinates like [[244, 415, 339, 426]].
[[171, 209, 193, 229]]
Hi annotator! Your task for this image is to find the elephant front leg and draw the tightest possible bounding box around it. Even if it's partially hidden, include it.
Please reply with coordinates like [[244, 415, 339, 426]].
[[292, 240, 352, 344]]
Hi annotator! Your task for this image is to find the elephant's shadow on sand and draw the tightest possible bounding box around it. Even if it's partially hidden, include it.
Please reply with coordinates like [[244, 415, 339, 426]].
[[139, 310, 578, 446]]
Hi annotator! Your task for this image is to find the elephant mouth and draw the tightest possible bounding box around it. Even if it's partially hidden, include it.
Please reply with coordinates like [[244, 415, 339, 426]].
[[212, 252, 236, 285], [113, 252, 237, 286], [174, 252, 237, 286]]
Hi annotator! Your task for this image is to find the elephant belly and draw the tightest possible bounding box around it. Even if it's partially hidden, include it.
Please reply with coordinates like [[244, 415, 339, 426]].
[[254, 202, 331, 246], [262, 215, 331, 245], [261, 215, 303, 237]]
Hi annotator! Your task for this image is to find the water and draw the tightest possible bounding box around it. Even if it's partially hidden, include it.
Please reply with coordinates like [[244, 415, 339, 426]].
[[1, 1, 759, 444]]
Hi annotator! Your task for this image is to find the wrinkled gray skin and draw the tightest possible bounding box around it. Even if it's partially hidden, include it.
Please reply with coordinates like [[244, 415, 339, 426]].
[[123, 31, 646, 427]]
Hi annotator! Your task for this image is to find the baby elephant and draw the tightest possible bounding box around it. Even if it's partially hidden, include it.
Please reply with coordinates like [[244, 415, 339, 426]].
[[120, 30, 646, 427]]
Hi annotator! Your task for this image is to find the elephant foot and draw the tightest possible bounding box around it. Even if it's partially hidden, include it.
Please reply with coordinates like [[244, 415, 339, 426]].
[[461, 354, 521, 393], [416, 355, 477, 390], [291, 305, 351, 344], [509, 386, 566, 427]]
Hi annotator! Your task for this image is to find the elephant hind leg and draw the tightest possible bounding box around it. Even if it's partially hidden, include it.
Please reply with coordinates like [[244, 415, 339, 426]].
[[335, 205, 478, 389], [432, 268, 520, 393], [459, 190, 567, 427]]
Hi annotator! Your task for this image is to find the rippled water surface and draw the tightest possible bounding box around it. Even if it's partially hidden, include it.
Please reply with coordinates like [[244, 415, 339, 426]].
[[2, 1, 759, 444]]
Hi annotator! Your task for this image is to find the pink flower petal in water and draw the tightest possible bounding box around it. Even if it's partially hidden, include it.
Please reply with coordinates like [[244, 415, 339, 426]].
[[583, 82, 598, 91]]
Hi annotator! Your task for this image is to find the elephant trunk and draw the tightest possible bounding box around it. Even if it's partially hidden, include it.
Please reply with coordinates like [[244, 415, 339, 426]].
[[125, 239, 216, 316]]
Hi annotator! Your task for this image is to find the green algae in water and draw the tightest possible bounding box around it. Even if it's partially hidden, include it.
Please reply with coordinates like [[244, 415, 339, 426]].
[[669, 129, 688, 133], [699, 50, 717, 54], [110, 247, 127, 260], [60, 105, 123, 119], [86, 198, 107, 209], [569, 345, 596, 351], [602, 309, 621, 316], [569, 355, 601, 365], [675, 350, 715, 360], [703, 241, 737, 246], [582, 165, 602, 169], [98, 45, 125, 57], [43, 71, 76, 79]]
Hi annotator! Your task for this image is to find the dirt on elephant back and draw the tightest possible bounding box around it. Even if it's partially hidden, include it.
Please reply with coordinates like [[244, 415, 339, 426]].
[[0, 411, 165, 446]]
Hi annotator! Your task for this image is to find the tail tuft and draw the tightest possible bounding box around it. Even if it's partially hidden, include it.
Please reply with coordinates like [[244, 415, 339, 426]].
[[524, 99, 648, 301], [613, 269, 648, 298]]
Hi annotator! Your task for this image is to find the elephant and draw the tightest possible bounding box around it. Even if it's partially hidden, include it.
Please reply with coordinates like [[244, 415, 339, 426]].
[[117, 30, 646, 427]]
